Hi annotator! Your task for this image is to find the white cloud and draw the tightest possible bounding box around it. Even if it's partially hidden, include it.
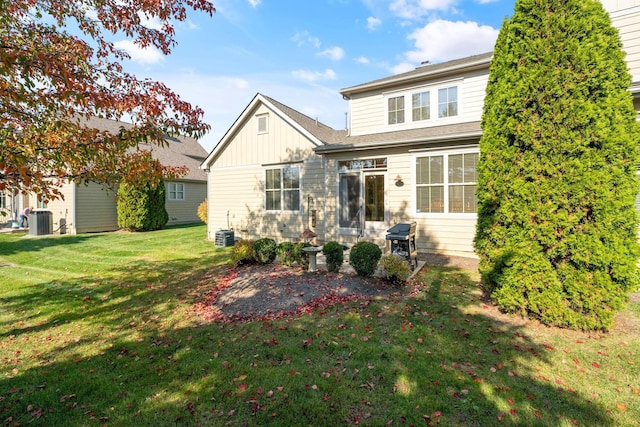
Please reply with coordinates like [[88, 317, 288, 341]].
[[367, 16, 382, 31], [355, 56, 370, 64], [389, 0, 457, 19], [113, 40, 164, 65], [292, 30, 321, 48], [291, 69, 337, 83], [248, 0, 261, 6], [475, 0, 499, 3], [318, 46, 345, 61], [404, 19, 498, 64], [391, 62, 415, 74], [138, 12, 164, 30]]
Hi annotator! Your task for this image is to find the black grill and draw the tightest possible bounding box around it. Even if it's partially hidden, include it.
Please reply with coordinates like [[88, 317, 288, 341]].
[[385, 222, 417, 269]]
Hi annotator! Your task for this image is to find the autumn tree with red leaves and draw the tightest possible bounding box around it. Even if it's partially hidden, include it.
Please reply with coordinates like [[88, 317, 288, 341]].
[[0, 0, 215, 202]]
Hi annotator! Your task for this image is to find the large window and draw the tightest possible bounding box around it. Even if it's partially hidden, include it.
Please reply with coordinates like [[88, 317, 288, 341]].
[[438, 86, 458, 118], [266, 166, 300, 211], [412, 91, 430, 121], [416, 151, 478, 214], [388, 96, 405, 124], [168, 182, 185, 201], [0, 192, 5, 209]]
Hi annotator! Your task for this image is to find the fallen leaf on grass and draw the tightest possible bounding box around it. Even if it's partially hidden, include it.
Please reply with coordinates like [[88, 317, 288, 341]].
[[616, 403, 627, 411]]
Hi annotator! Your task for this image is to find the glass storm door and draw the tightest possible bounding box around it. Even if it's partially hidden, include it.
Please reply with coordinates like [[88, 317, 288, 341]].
[[363, 173, 387, 235]]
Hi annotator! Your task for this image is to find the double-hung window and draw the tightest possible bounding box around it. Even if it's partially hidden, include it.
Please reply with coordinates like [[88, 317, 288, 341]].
[[265, 166, 300, 211], [388, 96, 405, 124], [412, 91, 430, 121], [168, 182, 185, 201], [0, 192, 6, 209], [416, 151, 478, 214], [438, 86, 458, 118]]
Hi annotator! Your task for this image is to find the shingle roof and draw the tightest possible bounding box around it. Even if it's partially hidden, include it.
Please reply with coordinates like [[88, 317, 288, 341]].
[[340, 52, 493, 97], [84, 117, 207, 181], [315, 121, 482, 154], [261, 95, 348, 144]]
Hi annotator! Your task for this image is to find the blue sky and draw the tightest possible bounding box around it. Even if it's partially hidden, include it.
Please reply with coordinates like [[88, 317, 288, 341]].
[[116, 0, 517, 151]]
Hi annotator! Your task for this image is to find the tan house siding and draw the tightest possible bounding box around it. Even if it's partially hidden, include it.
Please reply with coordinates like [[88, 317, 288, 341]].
[[40, 182, 76, 234], [74, 182, 118, 234], [348, 69, 489, 137], [165, 181, 206, 225], [207, 159, 325, 242], [603, 1, 640, 79]]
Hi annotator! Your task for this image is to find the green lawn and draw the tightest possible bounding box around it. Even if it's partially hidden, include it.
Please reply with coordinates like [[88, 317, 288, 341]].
[[0, 224, 638, 426]]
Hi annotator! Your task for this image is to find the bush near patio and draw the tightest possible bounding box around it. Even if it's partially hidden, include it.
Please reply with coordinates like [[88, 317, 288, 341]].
[[322, 241, 344, 273], [349, 241, 382, 277], [474, 0, 640, 330], [293, 241, 311, 268], [253, 237, 277, 264], [231, 239, 256, 265], [276, 241, 297, 266], [379, 253, 412, 286]]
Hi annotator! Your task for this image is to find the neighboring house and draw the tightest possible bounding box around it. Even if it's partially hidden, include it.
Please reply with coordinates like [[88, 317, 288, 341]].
[[4, 117, 208, 234], [202, 1, 640, 257]]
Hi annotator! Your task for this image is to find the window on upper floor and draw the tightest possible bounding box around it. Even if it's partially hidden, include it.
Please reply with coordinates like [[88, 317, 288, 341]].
[[438, 86, 458, 118], [168, 182, 185, 201], [265, 166, 300, 211], [388, 95, 405, 124], [412, 91, 430, 121], [257, 113, 269, 134], [416, 150, 478, 214]]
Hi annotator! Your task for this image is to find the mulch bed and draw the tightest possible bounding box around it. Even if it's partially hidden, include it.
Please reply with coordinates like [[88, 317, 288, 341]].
[[192, 264, 410, 323]]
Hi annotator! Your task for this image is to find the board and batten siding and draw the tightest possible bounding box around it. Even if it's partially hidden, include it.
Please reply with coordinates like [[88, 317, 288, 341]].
[[212, 104, 318, 168], [348, 69, 489, 137], [165, 181, 206, 225]]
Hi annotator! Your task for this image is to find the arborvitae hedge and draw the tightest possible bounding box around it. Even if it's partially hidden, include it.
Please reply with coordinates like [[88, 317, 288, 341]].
[[474, 0, 640, 330], [117, 181, 169, 232]]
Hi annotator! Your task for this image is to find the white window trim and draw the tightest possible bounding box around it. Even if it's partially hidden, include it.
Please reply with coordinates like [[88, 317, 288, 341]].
[[257, 113, 269, 134], [383, 79, 464, 131], [168, 182, 186, 201], [264, 165, 301, 212], [412, 147, 479, 219]]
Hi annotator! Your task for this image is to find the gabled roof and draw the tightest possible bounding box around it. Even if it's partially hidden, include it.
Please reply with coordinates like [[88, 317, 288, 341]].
[[201, 93, 348, 169], [84, 117, 207, 181], [340, 52, 493, 98]]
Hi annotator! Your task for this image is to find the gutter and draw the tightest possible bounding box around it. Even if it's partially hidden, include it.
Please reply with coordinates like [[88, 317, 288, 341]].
[[314, 131, 482, 154]]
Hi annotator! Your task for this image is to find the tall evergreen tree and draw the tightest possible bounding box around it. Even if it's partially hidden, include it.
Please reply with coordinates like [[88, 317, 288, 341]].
[[475, 0, 640, 330]]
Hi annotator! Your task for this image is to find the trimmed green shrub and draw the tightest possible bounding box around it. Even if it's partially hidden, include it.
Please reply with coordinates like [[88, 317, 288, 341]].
[[253, 237, 277, 264], [197, 199, 207, 224], [230, 239, 255, 265], [117, 181, 168, 232], [379, 254, 411, 286], [474, 0, 640, 330], [294, 242, 311, 268], [349, 241, 382, 277], [322, 241, 344, 273], [276, 242, 297, 266]]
